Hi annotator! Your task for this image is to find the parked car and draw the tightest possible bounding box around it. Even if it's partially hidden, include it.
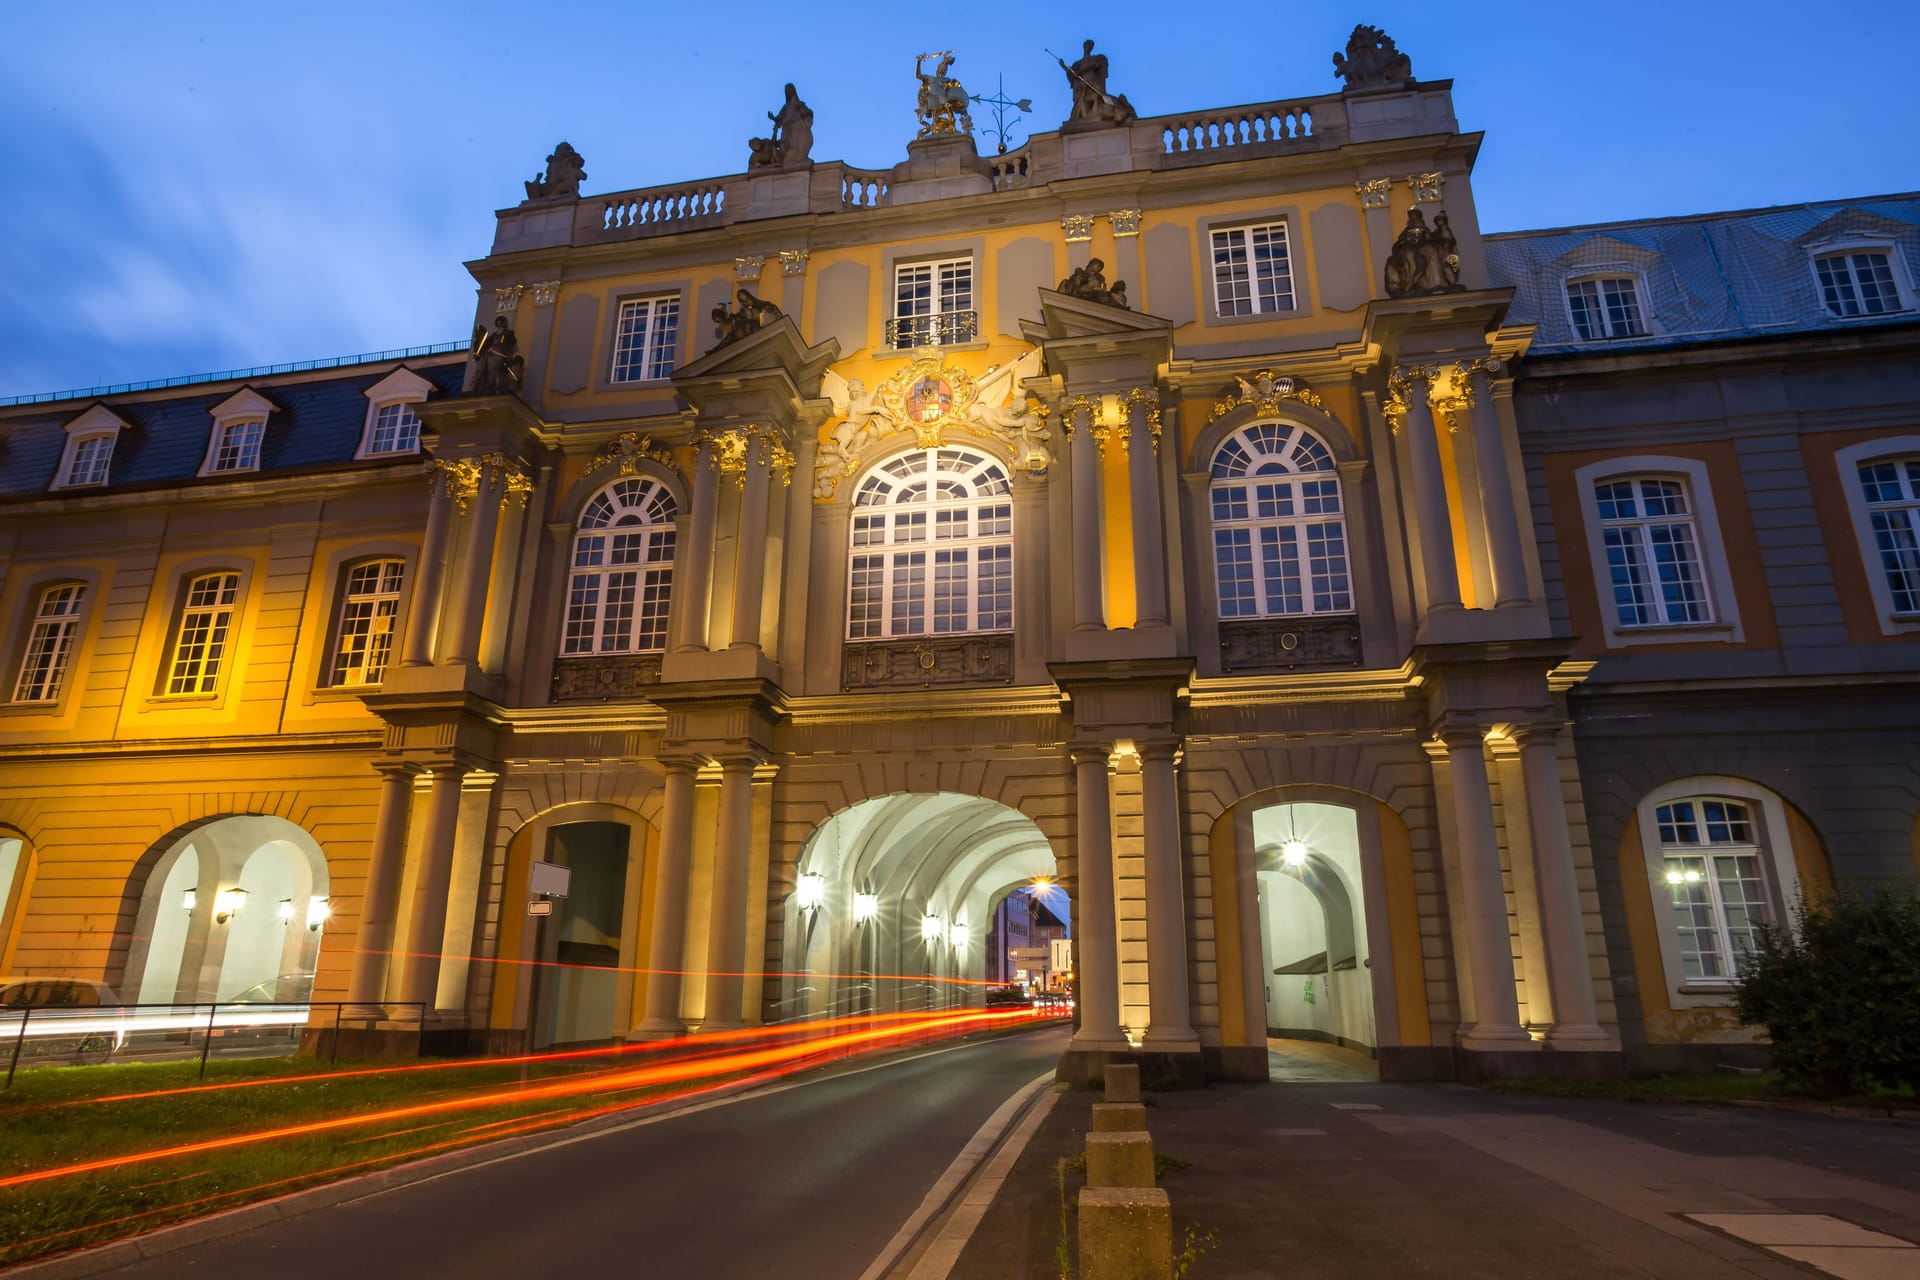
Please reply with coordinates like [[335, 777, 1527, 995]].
[[0, 977, 126, 1061]]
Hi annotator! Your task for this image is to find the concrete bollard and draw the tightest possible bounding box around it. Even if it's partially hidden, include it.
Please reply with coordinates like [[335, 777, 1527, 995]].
[[1091, 1101, 1148, 1132], [1085, 1131, 1156, 1188], [1104, 1062, 1142, 1102], [1078, 1186, 1173, 1280]]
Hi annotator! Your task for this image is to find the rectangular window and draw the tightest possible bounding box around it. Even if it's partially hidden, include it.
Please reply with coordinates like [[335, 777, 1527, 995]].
[[890, 258, 976, 347], [563, 528, 676, 654], [1858, 458, 1920, 614], [166, 572, 240, 695], [366, 403, 421, 455], [611, 296, 682, 383], [1658, 799, 1767, 981], [1211, 222, 1294, 316], [329, 560, 405, 687], [13, 584, 86, 702], [62, 435, 115, 487], [1816, 251, 1904, 318], [1566, 277, 1644, 340], [210, 420, 265, 472], [1595, 477, 1711, 627]]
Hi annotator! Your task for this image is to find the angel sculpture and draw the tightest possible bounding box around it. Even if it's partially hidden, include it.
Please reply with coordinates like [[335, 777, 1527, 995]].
[[963, 349, 1052, 472], [815, 370, 896, 497]]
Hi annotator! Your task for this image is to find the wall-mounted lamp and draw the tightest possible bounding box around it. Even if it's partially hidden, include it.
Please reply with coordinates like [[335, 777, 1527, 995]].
[[307, 897, 331, 931], [853, 892, 879, 924], [181, 888, 198, 913], [949, 922, 970, 949], [921, 913, 944, 943], [796, 872, 826, 912], [1281, 839, 1309, 868], [277, 898, 296, 924], [214, 888, 248, 924]]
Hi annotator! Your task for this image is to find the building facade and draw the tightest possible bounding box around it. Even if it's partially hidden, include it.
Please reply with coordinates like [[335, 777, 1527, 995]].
[[1, 30, 1915, 1080]]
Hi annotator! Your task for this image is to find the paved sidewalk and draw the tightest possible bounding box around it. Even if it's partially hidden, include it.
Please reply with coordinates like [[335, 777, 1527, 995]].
[[951, 1067, 1920, 1279]]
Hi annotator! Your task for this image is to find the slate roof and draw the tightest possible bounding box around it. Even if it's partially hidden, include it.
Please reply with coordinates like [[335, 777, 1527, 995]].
[[1485, 193, 1920, 356], [0, 359, 465, 500]]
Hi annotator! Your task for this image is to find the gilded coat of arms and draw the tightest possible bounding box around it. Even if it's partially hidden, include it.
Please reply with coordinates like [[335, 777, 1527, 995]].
[[877, 348, 980, 446]]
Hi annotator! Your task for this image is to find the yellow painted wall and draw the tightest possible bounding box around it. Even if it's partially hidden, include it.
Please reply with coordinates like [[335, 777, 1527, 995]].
[[1377, 802, 1431, 1047]]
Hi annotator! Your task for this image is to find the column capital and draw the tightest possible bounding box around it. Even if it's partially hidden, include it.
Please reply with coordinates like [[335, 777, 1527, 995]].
[[1430, 722, 1490, 753], [1506, 719, 1569, 750], [1136, 736, 1182, 763], [1069, 742, 1113, 768], [658, 754, 705, 777]]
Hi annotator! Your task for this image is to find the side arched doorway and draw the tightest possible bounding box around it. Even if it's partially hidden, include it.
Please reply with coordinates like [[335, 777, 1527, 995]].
[[117, 816, 331, 1006], [779, 794, 1064, 1022]]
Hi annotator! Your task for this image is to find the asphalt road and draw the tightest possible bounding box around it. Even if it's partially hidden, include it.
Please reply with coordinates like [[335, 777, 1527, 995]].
[[85, 1025, 1070, 1280]]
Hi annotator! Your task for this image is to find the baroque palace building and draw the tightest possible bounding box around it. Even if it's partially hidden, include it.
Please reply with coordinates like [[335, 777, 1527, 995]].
[[1, 28, 1916, 1080]]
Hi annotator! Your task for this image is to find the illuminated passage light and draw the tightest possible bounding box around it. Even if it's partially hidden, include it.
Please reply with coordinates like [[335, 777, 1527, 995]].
[[921, 914, 944, 942], [1281, 840, 1308, 867], [307, 897, 332, 929], [795, 873, 826, 911], [949, 922, 970, 949], [853, 892, 879, 923], [1665, 868, 1704, 885]]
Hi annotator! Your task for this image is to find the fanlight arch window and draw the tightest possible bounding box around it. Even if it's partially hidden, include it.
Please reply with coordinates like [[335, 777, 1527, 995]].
[[562, 479, 678, 655], [848, 448, 1013, 639], [1208, 423, 1352, 618]]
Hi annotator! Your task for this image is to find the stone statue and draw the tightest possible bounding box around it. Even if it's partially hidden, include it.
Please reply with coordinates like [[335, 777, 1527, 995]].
[[467, 317, 525, 395], [711, 288, 784, 349], [524, 142, 586, 201], [1384, 208, 1463, 297], [749, 83, 815, 169], [1057, 39, 1137, 126], [1332, 24, 1414, 91], [1056, 258, 1131, 309], [816, 370, 896, 497], [915, 51, 973, 138], [964, 350, 1052, 472]]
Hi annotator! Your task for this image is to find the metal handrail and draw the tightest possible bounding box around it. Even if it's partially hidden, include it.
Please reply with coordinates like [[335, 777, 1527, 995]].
[[0, 343, 468, 408], [883, 311, 979, 349]]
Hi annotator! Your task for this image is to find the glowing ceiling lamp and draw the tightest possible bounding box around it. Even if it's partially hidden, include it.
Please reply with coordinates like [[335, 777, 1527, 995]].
[[1027, 876, 1055, 896], [1281, 839, 1309, 868], [921, 913, 945, 943], [796, 872, 827, 911], [853, 892, 879, 923]]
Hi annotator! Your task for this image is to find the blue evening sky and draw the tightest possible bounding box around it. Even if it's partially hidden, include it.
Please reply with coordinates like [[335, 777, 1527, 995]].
[[3, 1, 1914, 398]]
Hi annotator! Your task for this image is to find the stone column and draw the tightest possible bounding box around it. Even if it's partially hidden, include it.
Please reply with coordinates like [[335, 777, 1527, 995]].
[[701, 757, 756, 1031], [397, 764, 466, 1014], [1069, 408, 1107, 631], [673, 440, 720, 653], [1399, 369, 1463, 612], [1139, 739, 1197, 1048], [1125, 398, 1170, 629], [1465, 366, 1529, 607], [346, 765, 418, 1008], [1513, 724, 1610, 1044], [1070, 745, 1128, 1050], [401, 469, 458, 667], [444, 464, 504, 665], [730, 434, 771, 651], [1437, 728, 1533, 1050], [633, 759, 698, 1038]]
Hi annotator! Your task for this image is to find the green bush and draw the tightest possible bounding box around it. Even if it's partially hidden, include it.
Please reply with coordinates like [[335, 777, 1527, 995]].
[[1735, 886, 1920, 1097]]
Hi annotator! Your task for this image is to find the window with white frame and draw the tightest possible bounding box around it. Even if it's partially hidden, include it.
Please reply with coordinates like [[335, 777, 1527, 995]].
[[1209, 423, 1350, 619], [208, 419, 265, 473], [1593, 475, 1712, 627], [165, 572, 240, 696], [1813, 249, 1908, 318], [328, 560, 405, 687], [1210, 222, 1295, 317], [889, 258, 976, 348], [1856, 456, 1920, 614], [610, 296, 681, 383], [563, 479, 677, 655], [60, 435, 115, 487], [12, 583, 86, 703], [848, 448, 1012, 639], [1655, 797, 1771, 982], [365, 403, 422, 456], [1565, 275, 1644, 340]]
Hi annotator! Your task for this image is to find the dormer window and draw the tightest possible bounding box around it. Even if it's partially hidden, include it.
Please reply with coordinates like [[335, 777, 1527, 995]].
[[1565, 274, 1644, 340], [52, 404, 131, 491], [356, 367, 436, 458], [198, 388, 277, 477], [1813, 249, 1909, 318]]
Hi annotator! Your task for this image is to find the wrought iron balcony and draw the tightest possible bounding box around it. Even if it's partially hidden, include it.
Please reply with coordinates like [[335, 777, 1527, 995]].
[[885, 311, 979, 349]]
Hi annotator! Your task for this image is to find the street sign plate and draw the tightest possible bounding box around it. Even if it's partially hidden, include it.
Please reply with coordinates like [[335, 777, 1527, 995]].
[[529, 860, 572, 898], [527, 900, 553, 916]]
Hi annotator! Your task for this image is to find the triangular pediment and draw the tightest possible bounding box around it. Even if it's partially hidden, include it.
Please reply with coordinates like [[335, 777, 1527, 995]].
[[363, 366, 437, 404], [1023, 289, 1174, 342], [671, 315, 839, 393], [208, 386, 278, 423], [64, 402, 133, 437], [1795, 207, 1915, 250]]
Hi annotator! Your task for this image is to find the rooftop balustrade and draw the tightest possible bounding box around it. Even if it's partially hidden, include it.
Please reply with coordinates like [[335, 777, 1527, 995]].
[[491, 83, 1469, 256]]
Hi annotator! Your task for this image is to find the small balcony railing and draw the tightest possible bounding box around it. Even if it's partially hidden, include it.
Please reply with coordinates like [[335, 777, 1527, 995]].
[[885, 311, 979, 349]]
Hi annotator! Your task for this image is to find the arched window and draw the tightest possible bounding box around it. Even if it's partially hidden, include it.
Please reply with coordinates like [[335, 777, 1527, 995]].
[[1208, 423, 1351, 619], [563, 479, 678, 655], [848, 448, 1012, 639]]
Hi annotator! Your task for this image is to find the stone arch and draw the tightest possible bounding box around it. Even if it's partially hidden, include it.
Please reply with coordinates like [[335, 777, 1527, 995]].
[[0, 823, 33, 974], [1186, 400, 1365, 478]]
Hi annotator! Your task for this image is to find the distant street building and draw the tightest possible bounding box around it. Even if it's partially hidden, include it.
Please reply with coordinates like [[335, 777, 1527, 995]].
[[1, 29, 1915, 1079]]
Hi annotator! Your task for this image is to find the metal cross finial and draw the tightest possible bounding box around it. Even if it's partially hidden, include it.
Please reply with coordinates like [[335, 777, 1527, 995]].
[[971, 73, 1034, 155]]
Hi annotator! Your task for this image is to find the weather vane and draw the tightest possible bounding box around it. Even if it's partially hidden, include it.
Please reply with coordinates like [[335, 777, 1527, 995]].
[[970, 73, 1033, 155]]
